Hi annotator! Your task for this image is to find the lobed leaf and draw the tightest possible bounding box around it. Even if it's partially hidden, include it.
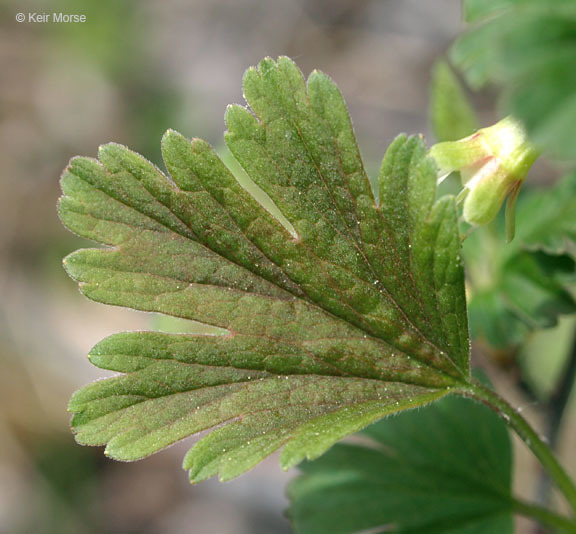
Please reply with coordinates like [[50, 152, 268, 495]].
[[59, 57, 470, 482]]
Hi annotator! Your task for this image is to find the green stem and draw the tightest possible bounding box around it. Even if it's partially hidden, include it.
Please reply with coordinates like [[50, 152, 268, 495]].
[[513, 498, 576, 533], [463, 379, 576, 515]]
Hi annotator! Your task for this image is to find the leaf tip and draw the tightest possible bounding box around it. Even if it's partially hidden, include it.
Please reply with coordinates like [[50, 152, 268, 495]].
[[97, 141, 120, 159], [161, 128, 187, 157], [162, 127, 187, 144], [61, 251, 76, 278], [257, 55, 285, 76]]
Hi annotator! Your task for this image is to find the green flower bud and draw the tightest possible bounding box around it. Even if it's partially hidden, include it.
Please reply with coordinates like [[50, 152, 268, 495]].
[[430, 117, 538, 240]]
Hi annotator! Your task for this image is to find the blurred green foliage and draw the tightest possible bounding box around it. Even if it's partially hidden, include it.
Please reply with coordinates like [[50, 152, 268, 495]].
[[452, 0, 576, 162], [429, 60, 478, 143]]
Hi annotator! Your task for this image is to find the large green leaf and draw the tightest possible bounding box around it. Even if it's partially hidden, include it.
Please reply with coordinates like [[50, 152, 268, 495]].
[[452, 0, 576, 162], [288, 388, 513, 534], [59, 57, 470, 482]]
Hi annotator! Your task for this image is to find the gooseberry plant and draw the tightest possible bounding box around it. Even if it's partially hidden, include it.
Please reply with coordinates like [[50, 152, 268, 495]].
[[59, 1, 576, 532]]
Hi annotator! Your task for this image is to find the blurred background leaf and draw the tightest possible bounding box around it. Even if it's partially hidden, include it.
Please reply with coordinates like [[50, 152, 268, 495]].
[[452, 0, 576, 162], [463, 173, 576, 350], [514, 172, 576, 258], [519, 316, 576, 402], [463, 199, 576, 349], [429, 59, 479, 142]]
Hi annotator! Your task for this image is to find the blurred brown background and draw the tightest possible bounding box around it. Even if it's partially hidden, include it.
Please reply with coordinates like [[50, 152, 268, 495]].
[[0, 1, 520, 532]]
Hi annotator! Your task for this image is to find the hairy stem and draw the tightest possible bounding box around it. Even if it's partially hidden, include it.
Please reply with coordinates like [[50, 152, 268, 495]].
[[463, 379, 576, 516]]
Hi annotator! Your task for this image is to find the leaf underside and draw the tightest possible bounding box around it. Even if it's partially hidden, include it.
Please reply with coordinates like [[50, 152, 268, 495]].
[[59, 56, 469, 482]]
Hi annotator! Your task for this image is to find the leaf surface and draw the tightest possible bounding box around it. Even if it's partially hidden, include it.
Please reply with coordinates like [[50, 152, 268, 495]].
[[59, 57, 469, 482], [288, 388, 514, 534]]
